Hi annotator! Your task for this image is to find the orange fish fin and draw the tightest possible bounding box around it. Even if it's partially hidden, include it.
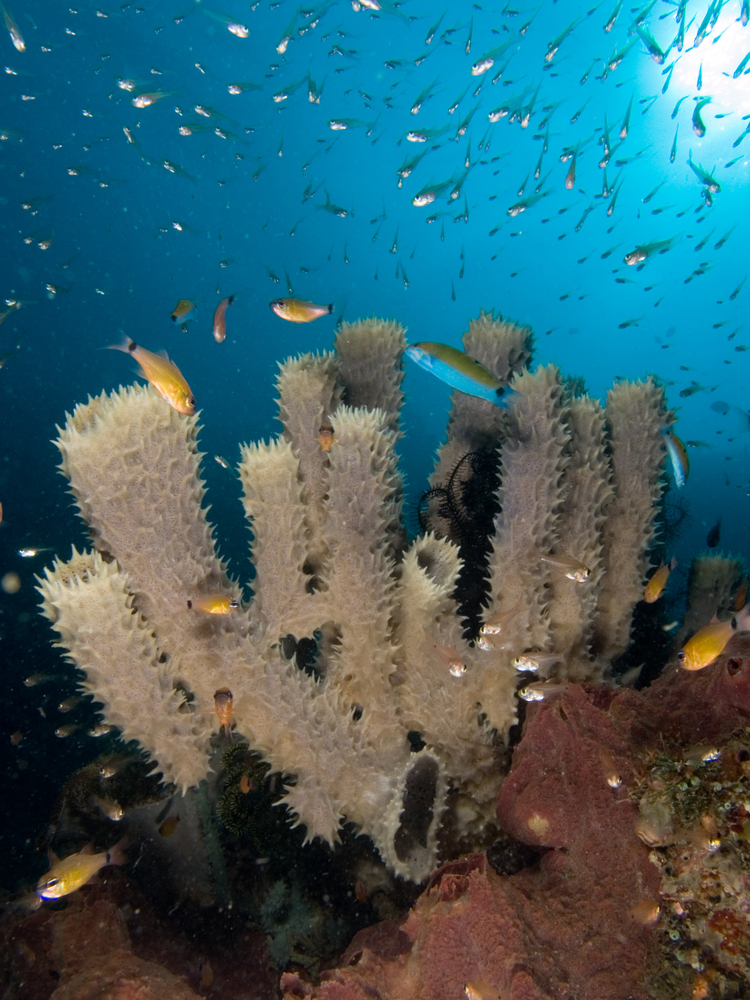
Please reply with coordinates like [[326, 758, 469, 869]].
[[79, 842, 95, 855]]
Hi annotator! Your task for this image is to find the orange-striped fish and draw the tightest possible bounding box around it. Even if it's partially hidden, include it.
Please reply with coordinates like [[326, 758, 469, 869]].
[[212, 295, 234, 343], [644, 557, 677, 603], [269, 298, 333, 323], [108, 337, 196, 415]]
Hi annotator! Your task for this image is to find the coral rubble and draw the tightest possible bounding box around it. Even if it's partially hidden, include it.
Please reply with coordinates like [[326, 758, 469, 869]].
[[37, 312, 670, 880]]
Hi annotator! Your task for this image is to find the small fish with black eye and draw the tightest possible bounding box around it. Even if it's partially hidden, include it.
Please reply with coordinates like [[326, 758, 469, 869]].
[[214, 688, 234, 740]]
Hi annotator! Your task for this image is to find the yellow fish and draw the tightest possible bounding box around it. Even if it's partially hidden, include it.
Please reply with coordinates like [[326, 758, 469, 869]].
[[214, 687, 234, 739], [170, 299, 196, 331], [109, 336, 196, 415], [37, 839, 127, 899], [187, 594, 239, 614], [318, 423, 334, 451], [644, 557, 677, 603], [269, 297, 334, 323], [678, 606, 749, 670]]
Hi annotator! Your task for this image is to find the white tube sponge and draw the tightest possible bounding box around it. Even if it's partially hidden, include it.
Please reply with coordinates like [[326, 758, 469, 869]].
[[486, 365, 570, 653], [54, 384, 239, 658], [430, 310, 533, 542], [547, 397, 614, 679], [238, 436, 314, 641], [275, 352, 342, 582], [590, 378, 667, 663], [676, 553, 746, 649], [36, 549, 212, 792], [334, 318, 406, 436], [394, 535, 514, 802], [319, 405, 403, 724]]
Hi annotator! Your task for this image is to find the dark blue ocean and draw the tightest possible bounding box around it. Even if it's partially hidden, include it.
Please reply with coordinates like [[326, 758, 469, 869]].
[[0, 0, 747, 892]]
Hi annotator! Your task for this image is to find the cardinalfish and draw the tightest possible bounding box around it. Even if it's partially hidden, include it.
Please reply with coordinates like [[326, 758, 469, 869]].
[[0, 1, 24, 51], [539, 552, 591, 582], [108, 337, 196, 416], [477, 604, 528, 650], [159, 814, 180, 837], [735, 579, 749, 612], [270, 298, 333, 323], [624, 237, 677, 265], [512, 652, 564, 673], [404, 343, 510, 407], [318, 424, 334, 451], [644, 558, 677, 603], [214, 687, 234, 739], [171, 298, 196, 333], [132, 90, 178, 108], [678, 605, 750, 670], [212, 295, 234, 343], [187, 595, 239, 614], [426, 636, 467, 677], [662, 428, 689, 488], [36, 839, 127, 899]]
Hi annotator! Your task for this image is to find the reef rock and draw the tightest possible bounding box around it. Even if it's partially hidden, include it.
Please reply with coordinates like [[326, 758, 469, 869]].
[[281, 638, 750, 1000]]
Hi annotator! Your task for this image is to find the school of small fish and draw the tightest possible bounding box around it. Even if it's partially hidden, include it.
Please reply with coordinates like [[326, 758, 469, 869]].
[[0, 0, 746, 549]]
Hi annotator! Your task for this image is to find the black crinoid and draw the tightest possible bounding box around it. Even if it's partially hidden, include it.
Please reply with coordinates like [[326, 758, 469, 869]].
[[660, 490, 692, 552], [417, 448, 501, 641]]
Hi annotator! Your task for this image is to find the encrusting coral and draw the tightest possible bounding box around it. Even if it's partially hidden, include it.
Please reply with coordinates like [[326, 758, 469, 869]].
[[37, 311, 670, 881]]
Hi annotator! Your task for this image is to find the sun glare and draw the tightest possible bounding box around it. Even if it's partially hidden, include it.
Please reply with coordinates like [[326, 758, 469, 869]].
[[671, 12, 750, 111]]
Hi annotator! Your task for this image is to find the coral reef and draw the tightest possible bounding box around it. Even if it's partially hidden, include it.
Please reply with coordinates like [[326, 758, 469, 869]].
[[37, 312, 670, 880], [281, 636, 750, 1000]]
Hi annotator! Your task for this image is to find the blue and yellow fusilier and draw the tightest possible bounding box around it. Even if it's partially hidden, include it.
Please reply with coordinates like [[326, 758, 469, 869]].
[[403, 342, 510, 407]]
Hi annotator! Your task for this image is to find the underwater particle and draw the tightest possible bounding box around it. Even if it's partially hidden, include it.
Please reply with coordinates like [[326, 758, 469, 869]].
[[1, 571, 21, 593]]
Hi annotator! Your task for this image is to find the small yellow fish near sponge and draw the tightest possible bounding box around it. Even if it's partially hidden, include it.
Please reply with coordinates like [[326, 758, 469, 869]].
[[270, 297, 333, 323], [679, 604, 750, 670], [108, 336, 196, 415], [36, 837, 128, 899]]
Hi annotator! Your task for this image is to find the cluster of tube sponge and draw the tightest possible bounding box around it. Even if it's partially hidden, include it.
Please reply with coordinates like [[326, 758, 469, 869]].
[[37, 311, 669, 881]]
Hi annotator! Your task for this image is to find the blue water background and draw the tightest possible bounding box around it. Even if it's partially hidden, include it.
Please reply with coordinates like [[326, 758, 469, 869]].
[[0, 0, 748, 887]]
